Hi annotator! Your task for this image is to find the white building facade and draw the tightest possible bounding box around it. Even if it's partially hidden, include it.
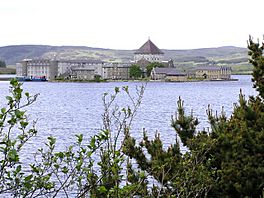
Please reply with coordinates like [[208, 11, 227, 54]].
[[16, 59, 58, 80]]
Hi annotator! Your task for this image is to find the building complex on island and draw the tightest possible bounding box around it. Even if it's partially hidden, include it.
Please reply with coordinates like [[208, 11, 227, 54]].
[[16, 39, 232, 81]]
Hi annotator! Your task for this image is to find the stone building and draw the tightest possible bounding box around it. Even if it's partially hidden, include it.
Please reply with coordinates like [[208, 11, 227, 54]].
[[16, 59, 58, 80], [58, 60, 130, 80], [162, 59, 174, 68], [58, 60, 104, 79], [151, 67, 187, 81], [71, 68, 95, 80], [134, 39, 164, 69], [102, 62, 131, 80], [133, 39, 176, 79], [195, 66, 231, 80]]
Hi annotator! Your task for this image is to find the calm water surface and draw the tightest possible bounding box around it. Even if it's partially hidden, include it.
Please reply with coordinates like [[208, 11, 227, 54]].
[[0, 75, 256, 157]]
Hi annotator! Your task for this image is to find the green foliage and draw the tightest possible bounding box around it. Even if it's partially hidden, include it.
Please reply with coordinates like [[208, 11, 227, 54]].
[[0, 79, 148, 197], [0, 60, 6, 68], [146, 62, 164, 77], [0, 37, 264, 197], [171, 97, 199, 146], [248, 36, 264, 99], [94, 74, 102, 82], [0, 79, 38, 196], [122, 37, 264, 197], [129, 64, 143, 79]]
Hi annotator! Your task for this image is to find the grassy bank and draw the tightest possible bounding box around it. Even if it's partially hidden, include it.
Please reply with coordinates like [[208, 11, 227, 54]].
[[0, 67, 16, 74]]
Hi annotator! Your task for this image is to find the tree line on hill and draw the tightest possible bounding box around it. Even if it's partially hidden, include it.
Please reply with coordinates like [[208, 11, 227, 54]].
[[0, 37, 263, 197]]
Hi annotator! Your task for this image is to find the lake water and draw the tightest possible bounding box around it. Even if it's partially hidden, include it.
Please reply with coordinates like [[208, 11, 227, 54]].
[[0, 75, 256, 156]]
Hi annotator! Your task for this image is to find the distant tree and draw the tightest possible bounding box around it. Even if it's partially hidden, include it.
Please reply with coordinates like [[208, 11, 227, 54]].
[[94, 74, 102, 82], [129, 64, 143, 79], [146, 62, 164, 77], [0, 60, 6, 68]]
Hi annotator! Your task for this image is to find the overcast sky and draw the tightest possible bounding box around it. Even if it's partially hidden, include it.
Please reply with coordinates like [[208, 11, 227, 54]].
[[1, 0, 263, 50]]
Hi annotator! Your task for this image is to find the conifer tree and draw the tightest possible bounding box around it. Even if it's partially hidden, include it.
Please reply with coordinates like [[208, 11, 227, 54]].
[[0, 60, 6, 68], [122, 37, 264, 197]]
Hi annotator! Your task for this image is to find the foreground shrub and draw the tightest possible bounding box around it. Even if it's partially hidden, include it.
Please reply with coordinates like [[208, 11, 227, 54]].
[[0, 37, 263, 197]]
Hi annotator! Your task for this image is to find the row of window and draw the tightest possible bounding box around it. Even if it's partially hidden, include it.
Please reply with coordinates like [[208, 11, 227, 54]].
[[136, 55, 162, 61], [28, 71, 48, 75], [27, 63, 50, 66]]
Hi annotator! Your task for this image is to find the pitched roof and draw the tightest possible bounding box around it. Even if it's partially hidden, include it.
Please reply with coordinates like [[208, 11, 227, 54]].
[[196, 65, 232, 71], [135, 39, 164, 55], [153, 68, 186, 76], [136, 58, 151, 68], [59, 60, 104, 64], [196, 66, 220, 71]]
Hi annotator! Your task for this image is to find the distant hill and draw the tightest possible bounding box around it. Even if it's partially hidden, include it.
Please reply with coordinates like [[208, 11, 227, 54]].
[[0, 45, 251, 74]]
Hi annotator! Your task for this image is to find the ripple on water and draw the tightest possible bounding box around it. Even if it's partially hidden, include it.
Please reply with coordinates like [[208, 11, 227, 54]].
[[0, 75, 256, 162]]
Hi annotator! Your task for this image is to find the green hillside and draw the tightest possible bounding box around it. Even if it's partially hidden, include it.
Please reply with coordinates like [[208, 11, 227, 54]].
[[0, 45, 251, 74]]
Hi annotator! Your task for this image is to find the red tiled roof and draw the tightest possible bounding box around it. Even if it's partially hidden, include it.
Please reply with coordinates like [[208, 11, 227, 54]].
[[135, 39, 164, 55]]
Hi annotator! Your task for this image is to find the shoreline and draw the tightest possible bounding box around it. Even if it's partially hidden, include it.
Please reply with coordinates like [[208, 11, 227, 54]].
[[0, 78, 239, 83], [0, 73, 246, 83]]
